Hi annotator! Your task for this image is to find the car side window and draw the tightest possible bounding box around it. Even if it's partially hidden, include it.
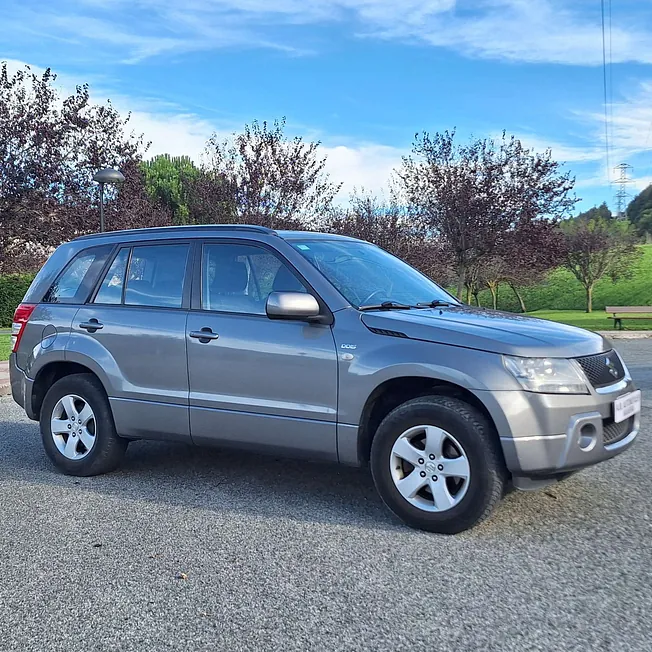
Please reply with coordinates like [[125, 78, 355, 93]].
[[125, 245, 189, 308], [202, 243, 306, 315], [94, 248, 129, 305], [94, 244, 189, 308], [43, 246, 112, 304]]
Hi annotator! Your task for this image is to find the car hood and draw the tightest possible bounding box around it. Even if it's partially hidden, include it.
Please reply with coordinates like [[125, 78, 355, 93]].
[[360, 306, 609, 358]]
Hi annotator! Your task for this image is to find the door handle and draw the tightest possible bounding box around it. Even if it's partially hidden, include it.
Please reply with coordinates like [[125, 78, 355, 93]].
[[79, 319, 103, 332], [189, 328, 219, 342]]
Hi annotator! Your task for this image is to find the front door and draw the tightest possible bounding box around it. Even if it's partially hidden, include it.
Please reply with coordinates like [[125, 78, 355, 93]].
[[186, 240, 338, 460], [70, 242, 192, 442]]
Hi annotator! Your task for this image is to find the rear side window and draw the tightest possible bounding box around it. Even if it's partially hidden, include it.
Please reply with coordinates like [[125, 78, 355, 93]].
[[43, 246, 113, 304], [94, 244, 189, 309], [94, 249, 129, 305], [126, 245, 189, 308]]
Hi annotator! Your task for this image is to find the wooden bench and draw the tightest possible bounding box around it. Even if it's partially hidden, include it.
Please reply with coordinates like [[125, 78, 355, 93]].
[[605, 306, 652, 330]]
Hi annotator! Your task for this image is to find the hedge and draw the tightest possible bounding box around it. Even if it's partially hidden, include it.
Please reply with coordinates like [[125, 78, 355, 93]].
[[0, 274, 36, 327]]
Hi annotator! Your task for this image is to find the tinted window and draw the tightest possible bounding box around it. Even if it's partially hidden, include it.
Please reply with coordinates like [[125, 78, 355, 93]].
[[202, 243, 306, 315], [44, 247, 111, 304], [94, 248, 129, 305], [124, 245, 189, 308]]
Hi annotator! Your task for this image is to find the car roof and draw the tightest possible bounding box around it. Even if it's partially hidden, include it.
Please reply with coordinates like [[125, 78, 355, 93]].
[[73, 224, 363, 243], [275, 230, 360, 242]]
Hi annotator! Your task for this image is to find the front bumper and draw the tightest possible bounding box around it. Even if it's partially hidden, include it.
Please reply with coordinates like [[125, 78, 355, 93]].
[[477, 378, 640, 483], [500, 413, 638, 478]]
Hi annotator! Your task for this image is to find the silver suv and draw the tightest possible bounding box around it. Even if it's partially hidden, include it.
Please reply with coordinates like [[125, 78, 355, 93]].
[[10, 225, 641, 533]]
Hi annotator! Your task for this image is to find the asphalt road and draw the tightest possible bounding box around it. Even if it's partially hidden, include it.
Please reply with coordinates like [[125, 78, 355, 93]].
[[1, 341, 651, 651]]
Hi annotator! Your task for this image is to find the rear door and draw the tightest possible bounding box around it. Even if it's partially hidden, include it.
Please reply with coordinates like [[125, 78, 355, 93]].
[[186, 239, 339, 460], [70, 241, 192, 442]]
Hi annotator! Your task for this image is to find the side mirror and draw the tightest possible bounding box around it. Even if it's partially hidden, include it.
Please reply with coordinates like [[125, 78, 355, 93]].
[[266, 291, 322, 322]]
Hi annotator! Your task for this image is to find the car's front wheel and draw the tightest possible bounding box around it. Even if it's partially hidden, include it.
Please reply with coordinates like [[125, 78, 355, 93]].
[[40, 373, 127, 476], [370, 395, 506, 534]]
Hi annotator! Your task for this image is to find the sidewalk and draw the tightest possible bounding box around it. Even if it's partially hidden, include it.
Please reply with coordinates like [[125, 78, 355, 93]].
[[0, 361, 10, 397]]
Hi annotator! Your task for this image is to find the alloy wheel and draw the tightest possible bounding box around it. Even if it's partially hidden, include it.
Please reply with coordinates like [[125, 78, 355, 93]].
[[50, 394, 97, 460], [390, 425, 470, 512]]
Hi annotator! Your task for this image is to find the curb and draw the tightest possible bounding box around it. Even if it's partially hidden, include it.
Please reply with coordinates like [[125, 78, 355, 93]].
[[597, 331, 652, 339], [0, 361, 10, 397]]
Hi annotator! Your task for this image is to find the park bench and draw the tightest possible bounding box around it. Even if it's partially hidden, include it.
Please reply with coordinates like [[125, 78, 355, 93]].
[[605, 306, 652, 330]]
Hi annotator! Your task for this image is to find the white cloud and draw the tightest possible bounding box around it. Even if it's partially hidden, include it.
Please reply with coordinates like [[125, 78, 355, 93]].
[[573, 79, 652, 186], [495, 132, 603, 164], [406, 0, 652, 66], [5, 0, 652, 65], [321, 142, 404, 199]]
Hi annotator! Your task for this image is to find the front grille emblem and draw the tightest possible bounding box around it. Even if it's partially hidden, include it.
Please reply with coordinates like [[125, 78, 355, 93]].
[[606, 357, 619, 378]]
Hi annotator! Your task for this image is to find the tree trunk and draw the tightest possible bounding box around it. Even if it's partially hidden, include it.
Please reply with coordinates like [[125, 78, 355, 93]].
[[465, 285, 471, 305], [487, 282, 498, 310], [472, 291, 480, 307], [456, 262, 466, 301], [510, 283, 527, 313], [585, 284, 594, 313]]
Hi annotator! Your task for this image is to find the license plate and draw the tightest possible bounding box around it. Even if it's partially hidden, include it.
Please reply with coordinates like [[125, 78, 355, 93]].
[[614, 390, 642, 423]]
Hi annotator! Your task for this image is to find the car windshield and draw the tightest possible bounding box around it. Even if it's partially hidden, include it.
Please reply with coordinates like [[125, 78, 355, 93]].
[[291, 239, 458, 309]]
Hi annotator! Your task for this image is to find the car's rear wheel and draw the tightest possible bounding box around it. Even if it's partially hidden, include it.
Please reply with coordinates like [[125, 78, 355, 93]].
[[370, 395, 506, 534], [40, 373, 127, 476]]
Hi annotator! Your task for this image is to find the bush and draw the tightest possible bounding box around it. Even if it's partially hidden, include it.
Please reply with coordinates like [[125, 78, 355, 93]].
[[0, 274, 35, 327]]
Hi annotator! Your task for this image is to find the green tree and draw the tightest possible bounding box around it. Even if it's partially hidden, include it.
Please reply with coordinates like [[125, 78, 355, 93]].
[[627, 184, 652, 237], [561, 216, 640, 312], [636, 208, 652, 238], [140, 154, 199, 224], [574, 201, 612, 221]]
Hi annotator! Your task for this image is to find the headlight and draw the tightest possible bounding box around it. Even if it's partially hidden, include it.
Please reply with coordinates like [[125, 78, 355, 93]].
[[503, 355, 589, 394]]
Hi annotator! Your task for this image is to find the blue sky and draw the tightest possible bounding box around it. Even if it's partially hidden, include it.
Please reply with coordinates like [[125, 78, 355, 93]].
[[2, 0, 652, 212]]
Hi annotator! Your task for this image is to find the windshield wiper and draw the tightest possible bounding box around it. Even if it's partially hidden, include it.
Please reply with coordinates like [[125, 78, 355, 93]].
[[415, 300, 456, 308], [359, 301, 413, 311]]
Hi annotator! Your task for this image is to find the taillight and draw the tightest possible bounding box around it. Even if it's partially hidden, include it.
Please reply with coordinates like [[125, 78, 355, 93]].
[[11, 303, 37, 353]]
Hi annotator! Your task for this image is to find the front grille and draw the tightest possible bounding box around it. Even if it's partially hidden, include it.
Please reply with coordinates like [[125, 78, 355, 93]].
[[603, 416, 634, 445], [576, 351, 626, 388]]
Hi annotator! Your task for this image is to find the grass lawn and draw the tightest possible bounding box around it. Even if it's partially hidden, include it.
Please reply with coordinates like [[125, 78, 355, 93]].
[[474, 244, 652, 314], [526, 309, 652, 331], [0, 334, 11, 361]]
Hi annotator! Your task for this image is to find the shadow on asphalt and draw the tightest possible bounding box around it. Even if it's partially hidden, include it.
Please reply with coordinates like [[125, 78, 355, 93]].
[[0, 412, 612, 537]]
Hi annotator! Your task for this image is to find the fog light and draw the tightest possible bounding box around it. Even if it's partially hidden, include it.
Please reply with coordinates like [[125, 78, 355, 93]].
[[579, 423, 597, 451]]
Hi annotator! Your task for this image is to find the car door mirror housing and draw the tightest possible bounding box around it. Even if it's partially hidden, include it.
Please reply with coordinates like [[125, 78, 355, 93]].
[[266, 292, 324, 323]]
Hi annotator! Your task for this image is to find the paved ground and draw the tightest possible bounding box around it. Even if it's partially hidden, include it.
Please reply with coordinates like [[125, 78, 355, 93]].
[[1, 341, 651, 651]]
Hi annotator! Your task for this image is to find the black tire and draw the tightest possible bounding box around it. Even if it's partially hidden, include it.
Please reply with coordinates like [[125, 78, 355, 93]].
[[370, 396, 506, 534], [40, 373, 127, 476]]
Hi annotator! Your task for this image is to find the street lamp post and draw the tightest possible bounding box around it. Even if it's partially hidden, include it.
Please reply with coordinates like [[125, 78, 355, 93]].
[[93, 168, 125, 232]]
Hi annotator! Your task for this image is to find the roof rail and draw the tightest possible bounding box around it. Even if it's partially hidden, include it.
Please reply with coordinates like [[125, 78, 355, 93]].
[[74, 224, 278, 241]]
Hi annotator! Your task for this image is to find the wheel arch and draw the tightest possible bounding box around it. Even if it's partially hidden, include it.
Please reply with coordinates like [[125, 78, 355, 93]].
[[31, 361, 107, 421], [357, 376, 500, 465]]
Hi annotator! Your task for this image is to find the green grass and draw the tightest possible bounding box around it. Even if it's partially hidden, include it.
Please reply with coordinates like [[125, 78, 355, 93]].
[[525, 310, 652, 331], [474, 244, 652, 315], [0, 334, 10, 361]]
